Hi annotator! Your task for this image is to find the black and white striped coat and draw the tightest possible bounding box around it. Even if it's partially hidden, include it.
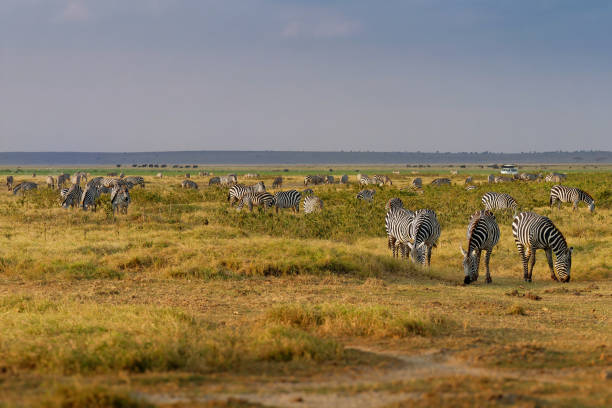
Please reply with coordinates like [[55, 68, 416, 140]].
[[236, 191, 275, 212], [512, 212, 572, 282], [304, 175, 325, 186], [272, 177, 283, 188], [182, 179, 198, 189], [228, 182, 266, 206], [385, 206, 415, 258], [111, 185, 131, 214], [303, 195, 323, 214], [409, 209, 441, 266], [6, 176, 14, 191], [461, 210, 500, 284], [274, 190, 301, 213], [13, 182, 37, 195], [80, 185, 101, 211], [550, 185, 595, 212], [430, 178, 451, 186], [481, 192, 518, 215], [61, 184, 83, 209], [372, 175, 392, 186], [385, 197, 403, 211], [124, 176, 145, 188], [356, 189, 376, 202], [358, 174, 372, 186]]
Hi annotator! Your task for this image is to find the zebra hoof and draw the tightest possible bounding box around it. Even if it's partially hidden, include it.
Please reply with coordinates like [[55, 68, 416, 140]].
[[485, 277, 492, 284]]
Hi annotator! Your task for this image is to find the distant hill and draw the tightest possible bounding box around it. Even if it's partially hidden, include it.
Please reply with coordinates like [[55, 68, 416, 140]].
[[0, 151, 610, 166]]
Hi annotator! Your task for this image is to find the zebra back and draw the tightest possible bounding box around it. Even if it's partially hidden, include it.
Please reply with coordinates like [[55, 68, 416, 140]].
[[303, 195, 323, 214]]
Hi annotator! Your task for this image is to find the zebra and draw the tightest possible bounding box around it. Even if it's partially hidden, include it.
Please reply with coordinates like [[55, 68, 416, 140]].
[[56, 174, 70, 189], [209, 177, 221, 186], [236, 191, 275, 212], [430, 178, 451, 186], [519, 173, 539, 181], [460, 210, 500, 284], [340, 174, 349, 184], [111, 185, 131, 214], [409, 209, 441, 266], [12, 182, 37, 195], [70, 174, 83, 185], [46, 176, 55, 189], [228, 182, 266, 206], [358, 174, 372, 186], [272, 176, 283, 188], [244, 173, 260, 179], [465, 185, 478, 191], [304, 175, 324, 186], [303, 195, 323, 214], [385, 197, 403, 211], [61, 184, 83, 209], [482, 192, 518, 215], [385, 206, 415, 258], [487, 174, 495, 184], [464, 176, 473, 185], [550, 185, 595, 212], [512, 212, 572, 283], [372, 175, 392, 186], [220, 175, 237, 186], [86, 177, 104, 188], [182, 179, 198, 189], [124, 176, 145, 188], [494, 176, 513, 183], [356, 189, 376, 202], [545, 173, 567, 183], [302, 188, 314, 196], [273, 190, 301, 213], [156, 172, 163, 178], [411, 178, 422, 189], [325, 175, 335, 184], [6, 175, 14, 191], [80, 185, 101, 211], [100, 177, 127, 189]]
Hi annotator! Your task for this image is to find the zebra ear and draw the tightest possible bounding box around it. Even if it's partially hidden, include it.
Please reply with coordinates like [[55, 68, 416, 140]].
[[460, 246, 467, 256], [569, 247, 573, 253]]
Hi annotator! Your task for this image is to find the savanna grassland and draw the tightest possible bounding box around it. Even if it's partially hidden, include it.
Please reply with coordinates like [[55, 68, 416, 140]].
[[0, 165, 610, 408]]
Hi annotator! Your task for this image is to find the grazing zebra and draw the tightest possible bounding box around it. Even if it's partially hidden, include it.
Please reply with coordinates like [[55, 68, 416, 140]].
[[385, 206, 415, 258], [86, 176, 104, 188], [325, 175, 335, 184], [385, 197, 403, 211], [237, 191, 275, 212], [487, 174, 495, 184], [482, 192, 518, 215], [6, 175, 14, 191], [46, 176, 55, 189], [519, 173, 539, 181], [244, 173, 260, 179], [12, 182, 37, 195], [358, 174, 372, 186], [124, 176, 145, 188], [409, 209, 441, 266], [545, 173, 567, 183], [209, 177, 221, 186], [411, 178, 422, 189], [61, 184, 83, 208], [274, 190, 301, 213], [466, 185, 478, 191], [464, 176, 473, 185], [304, 175, 324, 186], [80, 185, 101, 211], [356, 189, 376, 202], [512, 212, 572, 282], [340, 174, 349, 184], [272, 176, 283, 188], [70, 174, 83, 185], [460, 210, 500, 284], [430, 178, 451, 186], [111, 185, 131, 214], [494, 176, 513, 183], [57, 174, 69, 189], [182, 179, 198, 189], [228, 182, 266, 206], [302, 188, 314, 196], [372, 175, 392, 186], [550, 185, 595, 212], [303, 195, 323, 214], [220, 175, 237, 186]]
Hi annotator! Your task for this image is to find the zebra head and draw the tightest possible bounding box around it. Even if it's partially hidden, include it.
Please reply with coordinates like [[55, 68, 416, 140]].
[[554, 247, 573, 283], [589, 201, 595, 212], [460, 246, 480, 284], [409, 242, 427, 265]]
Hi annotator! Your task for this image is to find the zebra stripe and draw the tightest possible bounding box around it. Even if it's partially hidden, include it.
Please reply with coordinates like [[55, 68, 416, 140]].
[[80, 185, 101, 211], [430, 178, 451, 186], [111, 185, 131, 214], [61, 184, 83, 209], [228, 182, 266, 206], [465, 185, 478, 191], [356, 189, 376, 201], [409, 209, 441, 266], [512, 212, 572, 282], [274, 190, 301, 213], [236, 191, 275, 212], [385, 206, 415, 259], [209, 177, 221, 186], [303, 195, 323, 214], [6, 176, 14, 191], [481, 192, 518, 214], [372, 175, 392, 186], [13, 182, 37, 195], [124, 176, 145, 188], [181, 179, 198, 189], [461, 210, 500, 284], [272, 176, 283, 188], [385, 197, 403, 211], [550, 185, 595, 212], [304, 175, 325, 185]]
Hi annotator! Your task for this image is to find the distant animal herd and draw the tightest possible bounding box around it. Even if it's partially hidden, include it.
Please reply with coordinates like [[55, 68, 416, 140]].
[[5, 169, 596, 283]]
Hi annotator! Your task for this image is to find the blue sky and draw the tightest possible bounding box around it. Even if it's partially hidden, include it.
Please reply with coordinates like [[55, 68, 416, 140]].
[[1, 0, 611, 152]]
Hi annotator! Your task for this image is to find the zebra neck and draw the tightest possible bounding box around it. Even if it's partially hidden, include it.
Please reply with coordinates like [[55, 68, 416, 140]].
[[551, 237, 568, 258]]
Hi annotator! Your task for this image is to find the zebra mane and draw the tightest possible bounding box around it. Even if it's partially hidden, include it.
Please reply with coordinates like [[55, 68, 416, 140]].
[[466, 210, 490, 251]]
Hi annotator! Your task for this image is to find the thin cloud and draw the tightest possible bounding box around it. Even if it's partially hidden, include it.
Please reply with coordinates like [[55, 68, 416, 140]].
[[56, 1, 90, 22]]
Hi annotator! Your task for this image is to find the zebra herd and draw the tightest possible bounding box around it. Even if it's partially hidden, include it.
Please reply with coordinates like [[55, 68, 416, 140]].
[[226, 180, 322, 214], [384, 182, 595, 284]]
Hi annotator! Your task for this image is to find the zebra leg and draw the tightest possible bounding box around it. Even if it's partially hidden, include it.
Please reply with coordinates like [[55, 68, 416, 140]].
[[484, 250, 492, 284], [545, 248, 558, 281], [572, 200, 578, 211], [527, 248, 536, 282], [517, 244, 529, 281], [427, 245, 433, 266]]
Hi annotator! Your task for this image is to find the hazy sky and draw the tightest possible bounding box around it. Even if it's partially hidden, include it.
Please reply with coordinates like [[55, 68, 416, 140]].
[[1, 0, 611, 152]]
